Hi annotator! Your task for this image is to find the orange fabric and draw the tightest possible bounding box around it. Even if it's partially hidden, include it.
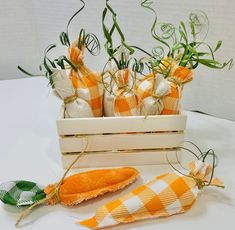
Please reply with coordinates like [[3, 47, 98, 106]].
[[68, 42, 103, 117], [135, 73, 155, 100], [44, 167, 139, 206], [68, 42, 84, 66], [79, 160, 223, 229], [160, 57, 171, 72], [113, 69, 139, 116], [116, 68, 129, 87]]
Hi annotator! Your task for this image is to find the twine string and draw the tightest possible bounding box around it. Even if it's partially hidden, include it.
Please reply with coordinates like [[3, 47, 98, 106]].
[[15, 137, 89, 227], [64, 94, 78, 105], [166, 143, 224, 190]]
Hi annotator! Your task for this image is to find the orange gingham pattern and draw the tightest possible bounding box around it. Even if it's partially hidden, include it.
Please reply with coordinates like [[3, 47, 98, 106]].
[[68, 42, 84, 65], [116, 68, 130, 87], [135, 73, 155, 100], [79, 160, 220, 229], [114, 89, 139, 116], [161, 82, 181, 115], [69, 42, 103, 117], [79, 172, 198, 229], [161, 65, 193, 115], [70, 70, 103, 117], [113, 69, 139, 116]]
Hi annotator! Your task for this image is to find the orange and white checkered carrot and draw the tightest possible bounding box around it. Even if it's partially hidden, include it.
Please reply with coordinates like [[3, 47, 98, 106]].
[[79, 160, 224, 229], [113, 69, 139, 116], [135, 73, 155, 100], [161, 63, 193, 115], [135, 73, 170, 115], [68, 42, 104, 117]]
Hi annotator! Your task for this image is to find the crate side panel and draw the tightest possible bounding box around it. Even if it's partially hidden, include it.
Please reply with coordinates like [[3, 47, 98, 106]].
[[57, 114, 187, 135], [59, 132, 184, 152], [61, 150, 181, 168]]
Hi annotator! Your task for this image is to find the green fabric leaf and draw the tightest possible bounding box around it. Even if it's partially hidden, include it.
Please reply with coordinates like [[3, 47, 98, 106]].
[[0, 181, 46, 207]]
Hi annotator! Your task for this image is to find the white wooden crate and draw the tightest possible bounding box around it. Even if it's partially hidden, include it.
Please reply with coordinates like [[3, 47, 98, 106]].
[[57, 106, 187, 168]]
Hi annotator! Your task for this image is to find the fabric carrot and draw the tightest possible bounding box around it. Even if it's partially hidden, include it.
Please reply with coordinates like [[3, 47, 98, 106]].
[[79, 160, 223, 229], [52, 68, 93, 118], [135, 73, 170, 115], [0, 167, 139, 226], [68, 41, 104, 117], [104, 68, 139, 116], [160, 61, 193, 115]]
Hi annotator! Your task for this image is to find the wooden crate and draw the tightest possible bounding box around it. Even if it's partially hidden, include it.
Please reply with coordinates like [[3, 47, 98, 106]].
[[57, 106, 187, 168]]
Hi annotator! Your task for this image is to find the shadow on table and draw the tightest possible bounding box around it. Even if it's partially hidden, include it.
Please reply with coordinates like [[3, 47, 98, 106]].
[[3, 204, 55, 228]]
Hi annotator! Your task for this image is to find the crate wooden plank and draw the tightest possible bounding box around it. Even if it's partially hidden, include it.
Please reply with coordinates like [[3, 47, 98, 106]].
[[57, 106, 187, 135], [61, 149, 181, 168], [59, 132, 184, 153]]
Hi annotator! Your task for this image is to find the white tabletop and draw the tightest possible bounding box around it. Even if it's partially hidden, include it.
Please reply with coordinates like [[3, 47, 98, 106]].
[[0, 77, 235, 230]]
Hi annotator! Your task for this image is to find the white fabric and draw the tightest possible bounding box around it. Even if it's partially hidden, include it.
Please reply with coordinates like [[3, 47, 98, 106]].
[[51, 69, 93, 118], [149, 180, 169, 194], [98, 214, 118, 228], [166, 200, 182, 215], [0, 182, 16, 192], [141, 97, 164, 115], [194, 160, 209, 176], [123, 196, 143, 214], [104, 90, 115, 117], [140, 74, 171, 115], [18, 191, 36, 206]]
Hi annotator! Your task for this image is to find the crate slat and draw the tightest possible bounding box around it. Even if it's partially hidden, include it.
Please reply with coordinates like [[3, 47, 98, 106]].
[[57, 106, 187, 168], [61, 149, 181, 168], [59, 132, 184, 153], [57, 106, 187, 135]]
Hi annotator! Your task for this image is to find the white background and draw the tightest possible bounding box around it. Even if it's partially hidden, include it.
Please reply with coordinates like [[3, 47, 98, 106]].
[[0, 0, 235, 120]]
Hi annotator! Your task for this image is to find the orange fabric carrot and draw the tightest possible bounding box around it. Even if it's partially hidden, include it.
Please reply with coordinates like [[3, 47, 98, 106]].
[[44, 167, 139, 206], [68, 41, 104, 117], [104, 68, 139, 116], [161, 63, 193, 115], [79, 160, 223, 229], [114, 69, 139, 116], [135, 73, 171, 115], [0, 167, 139, 227]]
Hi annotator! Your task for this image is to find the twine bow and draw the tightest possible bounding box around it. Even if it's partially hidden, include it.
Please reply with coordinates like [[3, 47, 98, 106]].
[[188, 160, 224, 190], [63, 93, 78, 105]]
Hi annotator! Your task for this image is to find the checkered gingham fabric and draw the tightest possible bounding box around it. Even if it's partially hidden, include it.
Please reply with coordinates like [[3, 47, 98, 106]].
[[161, 64, 193, 115], [69, 42, 103, 117], [0, 181, 45, 206], [135, 73, 154, 100], [135, 73, 171, 115], [113, 69, 139, 116], [79, 160, 223, 229]]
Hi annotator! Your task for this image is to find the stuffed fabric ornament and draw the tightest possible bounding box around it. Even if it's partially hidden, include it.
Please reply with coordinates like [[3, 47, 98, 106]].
[[68, 42, 104, 117], [161, 61, 193, 115], [52, 69, 93, 118], [104, 68, 139, 117], [135, 73, 171, 115], [0, 167, 138, 207], [0, 167, 139, 226], [79, 160, 224, 229]]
